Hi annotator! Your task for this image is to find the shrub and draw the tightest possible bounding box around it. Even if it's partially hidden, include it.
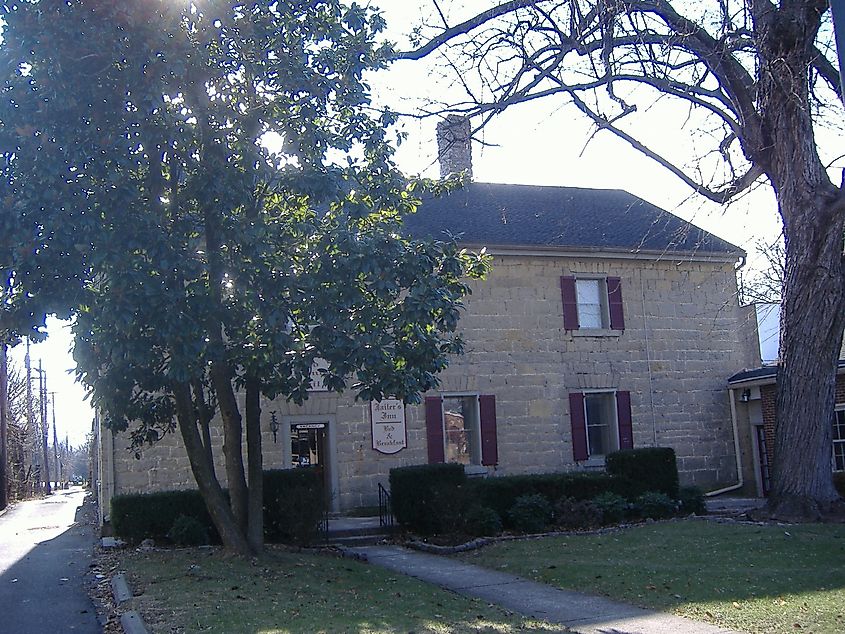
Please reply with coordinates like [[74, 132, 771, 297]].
[[111, 489, 216, 544], [111, 468, 325, 545], [834, 472, 845, 498], [263, 467, 325, 546], [637, 491, 677, 519], [507, 493, 553, 533], [389, 463, 467, 535], [606, 448, 680, 498], [168, 514, 210, 546], [554, 497, 602, 530], [678, 486, 707, 515], [592, 491, 628, 524], [463, 506, 502, 537], [469, 472, 634, 527]]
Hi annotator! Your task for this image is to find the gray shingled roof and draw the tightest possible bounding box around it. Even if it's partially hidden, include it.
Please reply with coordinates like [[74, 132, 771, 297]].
[[403, 182, 741, 256], [728, 360, 845, 385]]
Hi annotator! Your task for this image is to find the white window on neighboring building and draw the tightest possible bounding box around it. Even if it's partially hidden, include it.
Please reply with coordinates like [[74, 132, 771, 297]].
[[443, 395, 481, 465], [584, 392, 618, 457], [575, 279, 608, 329], [833, 409, 845, 472]]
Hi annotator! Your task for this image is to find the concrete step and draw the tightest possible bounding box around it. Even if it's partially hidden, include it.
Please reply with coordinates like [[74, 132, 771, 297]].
[[328, 533, 393, 547]]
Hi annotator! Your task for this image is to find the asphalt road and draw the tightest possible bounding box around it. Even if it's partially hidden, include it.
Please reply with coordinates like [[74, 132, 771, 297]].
[[0, 487, 101, 633]]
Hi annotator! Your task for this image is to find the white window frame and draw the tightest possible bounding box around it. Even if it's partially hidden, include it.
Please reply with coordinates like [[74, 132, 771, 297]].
[[833, 407, 845, 473], [575, 277, 610, 330], [441, 393, 482, 466], [583, 390, 619, 459]]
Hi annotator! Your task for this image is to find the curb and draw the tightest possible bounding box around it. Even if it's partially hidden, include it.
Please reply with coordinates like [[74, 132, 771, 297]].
[[110, 573, 150, 634], [120, 611, 149, 634]]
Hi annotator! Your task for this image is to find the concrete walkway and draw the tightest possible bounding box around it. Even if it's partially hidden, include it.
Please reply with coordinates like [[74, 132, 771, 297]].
[[347, 545, 737, 634]]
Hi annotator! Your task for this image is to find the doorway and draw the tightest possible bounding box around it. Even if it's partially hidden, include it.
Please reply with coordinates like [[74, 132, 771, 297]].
[[289, 421, 335, 510]]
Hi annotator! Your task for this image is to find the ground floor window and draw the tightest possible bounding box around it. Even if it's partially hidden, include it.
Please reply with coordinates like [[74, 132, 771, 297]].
[[833, 409, 845, 472], [585, 392, 618, 457], [425, 394, 498, 466], [569, 390, 633, 461], [443, 396, 480, 465]]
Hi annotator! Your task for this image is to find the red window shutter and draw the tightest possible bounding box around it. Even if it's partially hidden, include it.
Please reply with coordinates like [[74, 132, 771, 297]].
[[561, 275, 579, 330], [479, 395, 498, 466], [616, 390, 633, 449], [425, 396, 445, 463], [569, 392, 588, 461], [607, 276, 625, 330]]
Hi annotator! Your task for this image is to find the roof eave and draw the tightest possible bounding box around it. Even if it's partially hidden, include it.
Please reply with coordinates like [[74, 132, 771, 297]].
[[456, 242, 745, 263]]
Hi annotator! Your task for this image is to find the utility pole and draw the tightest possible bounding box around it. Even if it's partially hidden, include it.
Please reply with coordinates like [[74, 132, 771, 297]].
[[37, 361, 51, 495], [25, 339, 38, 494], [0, 343, 8, 510], [51, 391, 60, 487]]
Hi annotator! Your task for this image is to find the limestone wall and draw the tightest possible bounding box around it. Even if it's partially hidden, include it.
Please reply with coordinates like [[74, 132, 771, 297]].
[[103, 251, 747, 514]]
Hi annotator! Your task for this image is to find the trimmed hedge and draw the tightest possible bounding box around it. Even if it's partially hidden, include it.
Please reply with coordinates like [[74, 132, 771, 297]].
[[467, 472, 634, 527], [263, 467, 324, 545], [111, 489, 216, 544], [389, 463, 467, 535], [110, 467, 324, 545], [605, 447, 679, 498]]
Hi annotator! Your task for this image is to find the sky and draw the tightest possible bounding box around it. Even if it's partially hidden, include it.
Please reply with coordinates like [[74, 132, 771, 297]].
[[8, 0, 831, 448]]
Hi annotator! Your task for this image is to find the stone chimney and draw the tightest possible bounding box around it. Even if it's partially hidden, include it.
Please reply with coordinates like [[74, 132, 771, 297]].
[[436, 115, 473, 180]]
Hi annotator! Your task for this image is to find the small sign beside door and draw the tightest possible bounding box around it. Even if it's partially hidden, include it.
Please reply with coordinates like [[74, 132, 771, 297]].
[[370, 399, 407, 454]]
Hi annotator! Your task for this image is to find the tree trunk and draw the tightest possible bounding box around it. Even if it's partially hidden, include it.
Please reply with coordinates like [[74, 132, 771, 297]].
[[769, 192, 845, 519], [173, 382, 252, 556], [210, 362, 249, 534], [753, 3, 845, 520], [244, 376, 264, 553]]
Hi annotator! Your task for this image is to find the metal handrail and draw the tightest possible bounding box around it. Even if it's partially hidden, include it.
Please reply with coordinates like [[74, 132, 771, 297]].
[[378, 482, 394, 529]]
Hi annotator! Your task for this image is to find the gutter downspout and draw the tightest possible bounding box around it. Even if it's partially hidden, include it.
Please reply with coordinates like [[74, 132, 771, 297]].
[[706, 256, 748, 497], [705, 385, 745, 497]]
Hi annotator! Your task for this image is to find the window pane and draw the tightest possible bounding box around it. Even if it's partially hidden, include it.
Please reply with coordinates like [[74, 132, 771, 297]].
[[834, 411, 845, 471], [585, 393, 617, 457], [444, 396, 479, 465], [576, 279, 604, 328]]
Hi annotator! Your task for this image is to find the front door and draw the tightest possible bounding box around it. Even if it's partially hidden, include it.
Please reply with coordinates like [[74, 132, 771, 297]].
[[290, 422, 330, 505]]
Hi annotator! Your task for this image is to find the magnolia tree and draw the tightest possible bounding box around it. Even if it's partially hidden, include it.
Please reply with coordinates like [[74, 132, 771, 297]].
[[0, 0, 487, 555], [398, 0, 845, 520]]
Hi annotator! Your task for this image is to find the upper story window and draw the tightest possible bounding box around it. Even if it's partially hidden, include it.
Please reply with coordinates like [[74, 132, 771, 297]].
[[561, 275, 625, 332], [576, 279, 607, 329]]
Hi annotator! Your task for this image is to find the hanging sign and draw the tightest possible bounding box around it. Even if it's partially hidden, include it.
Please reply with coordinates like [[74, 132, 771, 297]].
[[307, 358, 329, 392], [370, 399, 407, 454]]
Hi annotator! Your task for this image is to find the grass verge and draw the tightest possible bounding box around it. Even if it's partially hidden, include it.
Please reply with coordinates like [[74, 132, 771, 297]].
[[456, 518, 845, 634], [120, 546, 561, 633]]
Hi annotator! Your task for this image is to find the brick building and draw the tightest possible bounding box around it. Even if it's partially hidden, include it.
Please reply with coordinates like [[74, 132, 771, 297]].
[[96, 175, 757, 518], [727, 363, 845, 497]]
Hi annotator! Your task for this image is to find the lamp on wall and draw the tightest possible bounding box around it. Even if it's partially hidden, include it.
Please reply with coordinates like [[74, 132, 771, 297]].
[[740, 389, 751, 403], [269, 411, 279, 443]]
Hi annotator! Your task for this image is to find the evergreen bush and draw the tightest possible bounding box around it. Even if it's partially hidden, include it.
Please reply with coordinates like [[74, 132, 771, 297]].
[[678, 486, 707, 515], [507, 493, 553, 533], [463, 506, 503, 537], [637, 491, 677, 519], [389, 463, 467, 535], [111, 468, 324, 545], [605, 447, 680, 498], [554, 496, 602, 530], [592, 491, 628, 524], [167, 514, 210, 546]]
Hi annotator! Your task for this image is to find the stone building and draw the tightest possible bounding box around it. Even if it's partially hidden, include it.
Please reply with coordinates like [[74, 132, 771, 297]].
[[96, 187, 756, 518]]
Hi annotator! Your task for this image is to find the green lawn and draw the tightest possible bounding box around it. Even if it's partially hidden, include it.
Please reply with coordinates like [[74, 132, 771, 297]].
[[120, 546, 561, 634], [456, 519, 845, 634]]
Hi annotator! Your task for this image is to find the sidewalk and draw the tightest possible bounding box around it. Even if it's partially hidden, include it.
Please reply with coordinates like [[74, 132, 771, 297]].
[[346, 545, 737, 634]]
